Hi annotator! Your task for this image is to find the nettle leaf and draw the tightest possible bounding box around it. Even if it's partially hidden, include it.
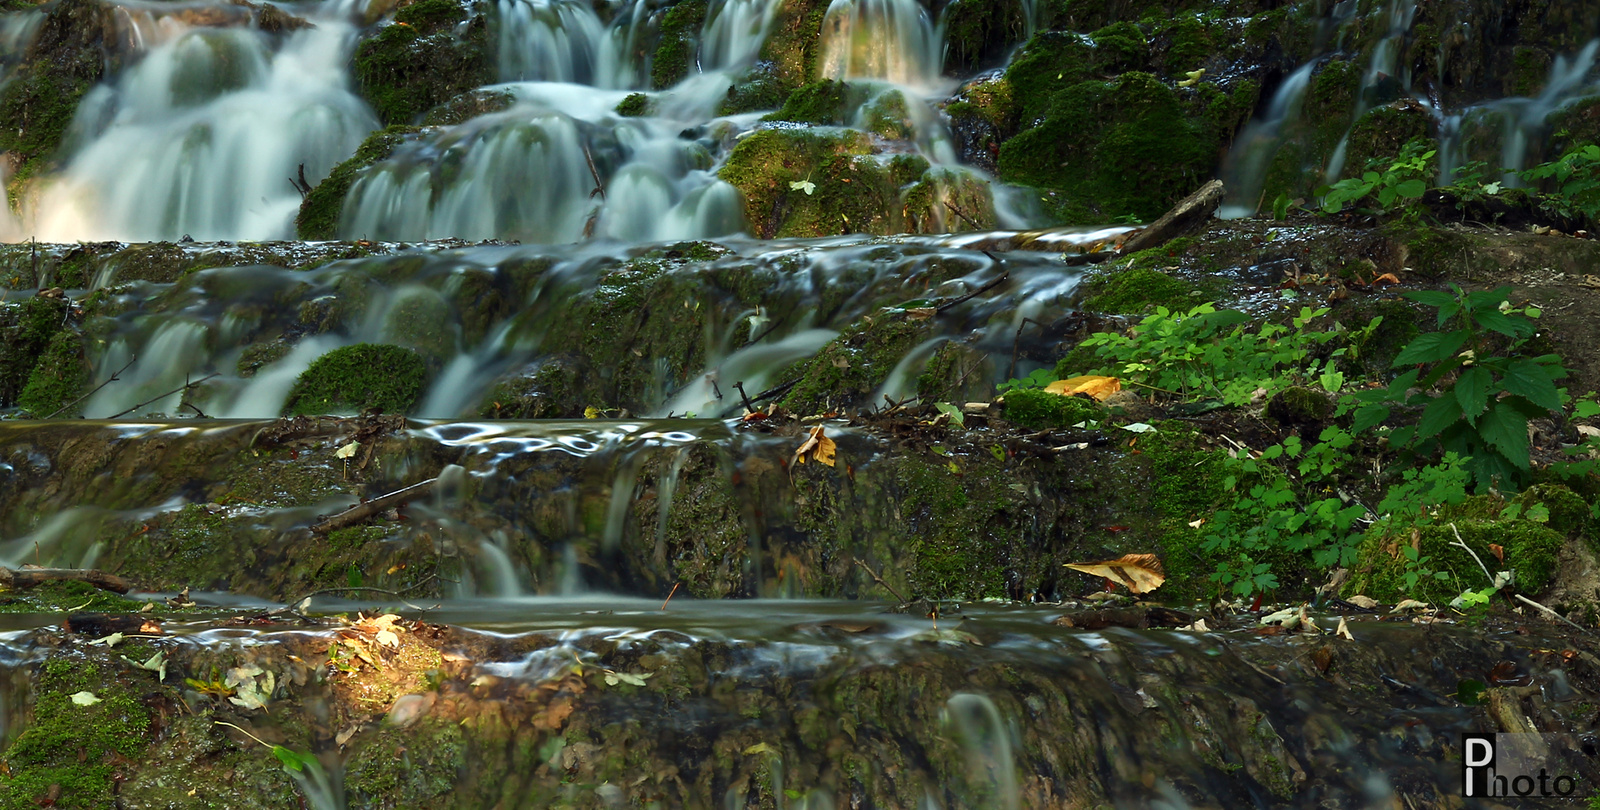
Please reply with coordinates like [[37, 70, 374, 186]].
[[1478, 400, 1531, 469], [1352, 403, 1391, 433], [1501, 358, 1562, 412], [1400, 290, 1457, 309], [1454, 366, 1491, 425], [1393, 178, 1427, 198], [1392, 330, 1469, 367], [1417, 395, 1463, 440], [1471, 309, 1526, 339]]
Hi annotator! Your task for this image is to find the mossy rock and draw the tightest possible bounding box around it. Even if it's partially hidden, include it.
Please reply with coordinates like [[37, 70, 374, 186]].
[[763, 79, 867, 126], [716, 128, 882, 238], [1077, 266, 1201, 314], [1264, 386, 1333, 426], [422, 87, 515, 126], [1513, 483, 1593, 548], [778, 313, 935, 414], [0, 658, 154, 809], [1001, 388, 1104, 430], [615, 92, 651, 117], [716, 65, 792, 116], [1340, 105, 1433, 182], [756, 0, 829, 90], [297, 125, 420, 239], [284, 343, 429, 415], [0, 296, 69, 407], [996, 71, 1231, 222], [353, 0, 491, 126], [17, 328, 89, 417], [942, 0, 1029, 74], [1345, 517, 1565, 603], [477, 358, 586, 418], [650, 0, 707, 90]]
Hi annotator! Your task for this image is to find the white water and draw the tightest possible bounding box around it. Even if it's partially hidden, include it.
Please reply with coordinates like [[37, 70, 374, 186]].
[[819, 0, 941, 87], [28, 3, 376, 241], [1218, 61, 1315, 218]]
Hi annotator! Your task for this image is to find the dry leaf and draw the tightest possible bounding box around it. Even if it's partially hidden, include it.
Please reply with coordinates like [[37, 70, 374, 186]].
[[1335, 615, 1353, 640], [1063, 553, 1165, 594], [1391, 599, 1430, 613], [905, 307, 936, 320], [793, 425, 836, 467], [1488, 543, 1504, 563], [1045, 375, 1122, 401], [1186, 518, 1205, 529], [1176, 618, 1210, 632], [1311, 646, 1333, 673], [1345, 594, 1378, 610]]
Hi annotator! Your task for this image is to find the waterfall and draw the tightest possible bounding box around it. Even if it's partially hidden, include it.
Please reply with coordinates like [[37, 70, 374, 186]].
[[1218, 61, 1315, 218], [818, 0, 941, 87], [29, 5, 376, 242]]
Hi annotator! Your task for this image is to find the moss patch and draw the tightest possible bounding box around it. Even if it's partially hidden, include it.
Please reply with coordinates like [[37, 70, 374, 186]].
[[296, 125, 420, 240], [17, 328, 89, 417], [1001, 388, 1104, 430], [284, 343, 429, 415], [0, 658, 155, 810], [353, 0, 491, 126], [651, 0, 707, 89]]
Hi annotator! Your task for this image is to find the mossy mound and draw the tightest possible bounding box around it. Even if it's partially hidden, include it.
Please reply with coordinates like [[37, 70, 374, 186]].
[[0, 296, 70, 407], [1345, 512, 1565, 603], [763, 79, 867, 126], [997, 70, 1254, 222], [1341, 104, 1434, 183], [477, 358, 587, 418], [284, 343, 429, 415], [353, 0, 491, 126], [17, 328, 89, 417], [778, 313, 936, 414], [615, 92, 651, 117], [0, 658, 154, 810], [421, 87, 515, 126], [296, 125, 420, 240], [1077, 266, 1202, 314], [716, 65, 792, 116], [1001, 388, 1105, 430], [942, 0, 1029, 74]]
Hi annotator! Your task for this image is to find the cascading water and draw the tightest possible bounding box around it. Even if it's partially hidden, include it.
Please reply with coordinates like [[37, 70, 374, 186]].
[[818, 0, 941, 87], [1218, 61, 1316, 219], [29, 2, 376, 241]]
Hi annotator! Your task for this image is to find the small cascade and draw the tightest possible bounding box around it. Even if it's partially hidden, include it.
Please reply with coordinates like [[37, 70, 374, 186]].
[[699, 0, 784, 71], [819, 0, 941, 87], [29, 4, 377, 241], [494, 0, 643, 87], [1218, 61, 1316, 218], [1323, 0, 1419, 182]]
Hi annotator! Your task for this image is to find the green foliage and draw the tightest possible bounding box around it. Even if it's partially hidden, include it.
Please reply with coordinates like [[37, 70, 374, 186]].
[[1342, 284, 1562, 491], [1520, 143, 1600, 223], [353, 3, 489, 126], [1076, 304, 1363, 406], [284, 343, 429, 415], [1317, 140, 1433, 215]]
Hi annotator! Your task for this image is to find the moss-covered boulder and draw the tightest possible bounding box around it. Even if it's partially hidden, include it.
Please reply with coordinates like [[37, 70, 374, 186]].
[[284, 343, 429, 415], [1340, 102, 1434, 182], [17, 328, 89, 417], [778, 312, 935, 414], [1001, 388, 1105, 430], [0, 0, 118, 203], [353, 0, 491, 126], [650, 0, 707, 89], [763, 79, 867, 126], [296, 125, 420, 240], [1345, 512, 1565, 603], [0, 658, 155, 809], [421, 87, 515, 126], [942, 0, 1029, 74]]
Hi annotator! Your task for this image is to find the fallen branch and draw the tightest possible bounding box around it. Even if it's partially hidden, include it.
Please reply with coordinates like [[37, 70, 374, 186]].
[[936, 268, 1009, 314], [108, 372, 220, 419], [583, 146, 606, 200], [312, 477, 437, 534], [1448, 522, 1495, 584], [1513, 593, 1593, 636], [1006, 317, 1044, 381], [942, 197, 982, 230], [1, 567, 133, 594], [47, 354, 137, 418], [275, 573, 442, 616], [853, 559, 907, 603]]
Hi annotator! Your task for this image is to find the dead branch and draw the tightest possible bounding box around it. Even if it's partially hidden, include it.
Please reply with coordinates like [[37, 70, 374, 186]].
[[936, 268, 1010, 314], [1, 567, 133, 594], [312, 477, 437, 534], [853, 559, 908, 603], [583, 146, 606, 200], [47, 354, 136, 418], [108, 372, 220, 419]]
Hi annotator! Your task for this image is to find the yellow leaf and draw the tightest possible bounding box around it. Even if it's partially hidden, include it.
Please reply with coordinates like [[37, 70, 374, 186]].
[[1063, 553, 1166, 594], [583, 406, 601, 419], [1045, 375, 1122, 401], [744, 742, 777, 755], [792, 425, 836, 467]]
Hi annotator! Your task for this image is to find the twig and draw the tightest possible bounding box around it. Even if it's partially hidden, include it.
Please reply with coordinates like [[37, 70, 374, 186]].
[[733, 381, 755, 413], [942, 197, 981, 230], [583, 146, 606, 200], [0, 567, 132, 594], [749, 314, 784, 344], [108, 372, 219, 419], [660, 581, 680, 611], [853, 559, 907, 603], [750, 377, 799, 405], [181, 400, 209, 419], [311, 478, 437, 534], [936, 269, 1010, 314], [1513, 593, 1593, 636], [47, 354, 137, 418], [1448, 522, 1495, 585], [1006, 317, 1044, 381]]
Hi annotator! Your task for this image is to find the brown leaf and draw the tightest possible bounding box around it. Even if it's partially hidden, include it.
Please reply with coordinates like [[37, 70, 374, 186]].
[[1489, 660, 1531, 686], [793, 426, 836, 467], [1489, 543, 1504, 563], [1045, 375, 1121, 401], [1372, 273, 1400, 286], [1063, 553, 1165, 594], [905, 307, 936, 320], [1311, 645, 1333, 673]]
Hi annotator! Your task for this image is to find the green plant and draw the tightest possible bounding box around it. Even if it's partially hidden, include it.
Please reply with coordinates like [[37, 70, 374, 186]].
[[1077, 304, 1366, 405], [1317, 140, 1434, 215], [1521, 143, 1600, 223], [1444, 160, 1504, 207], [1343, 284, 1563, 491], [997, 367, 1055, 392]]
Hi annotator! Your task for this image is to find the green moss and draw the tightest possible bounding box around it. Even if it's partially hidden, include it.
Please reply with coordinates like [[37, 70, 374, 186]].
[[284, 343, 429, 415], [997, 72, 1220, 222], [1088, 21, 1149, 71], [1514, 483, 1592, 546], [345, 721, 465, 804], [651, 0, 707, 90], [354, 3, 490, 126], [1001, 388, 1103, 430], [718, 128, 908, 238], [756, 0, 829, 90], [0, 579, 146, 613], [764, 79, 864, 126], [941, 0, 1028, 73], [1512, 46, 1550, 97], [861, 89, 913, 140], [1161, 14, 1212, 72], [1133, 424, 1230, 600], [0, 658, 154, 810], [1265, 385, 1333, 424], [895, 456, 1010, 598], [297, 125, 420, 240], [1077, 267, 1201, 314], [1341, 107, 1433, 182], [716, 66, 791, 115], [615, 92, 651, 116], [17, 328, 89, 418], [0, 296, 68, 407], [779, 314, 934, 414], [1346, 516, 1565, 602], [0, 0, 110, 205], [237, 340, 292, 377], [421, 88, 514, 126]]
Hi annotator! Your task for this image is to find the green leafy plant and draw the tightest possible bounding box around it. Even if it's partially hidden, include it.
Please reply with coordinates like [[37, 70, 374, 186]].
[[1521, 143, 1600, 223], [1342, 284, 1562, 490], [997, 367, 1056, 392], [1078, 304, 1366, 405], [1317, 140, 1434, 215]]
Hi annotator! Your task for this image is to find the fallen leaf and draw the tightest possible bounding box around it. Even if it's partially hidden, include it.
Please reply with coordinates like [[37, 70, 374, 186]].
[[1345, 595, 1379, 610], [793, 425, 836, 467], [1372, 273, 1400, 286], [1335, 615, 1353, 640], [1299, 605, 1320, 634], [789, 179, 817, 196], [743, 742, 777, 755], [1176, 618, 1210, 632], [1391, 599, 1430, 613], [89, 632, 124, 647], [1311, 646, 1333, 673], [1187, 518, 1205, 529], [375, 630, 400, 648], [904, 307, 936, 320], [1120, 422, 1156, 434], [603, 671, 652, 687], [1489, 660, 1531, 686], [1063, 553, 1165, 594], [70, 691, 100, 706], [335, 441, 359, 459], [1259, 607, 1300, 628], [1045, 375, 1121, 401], [1489, 543, 1504, 563]]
